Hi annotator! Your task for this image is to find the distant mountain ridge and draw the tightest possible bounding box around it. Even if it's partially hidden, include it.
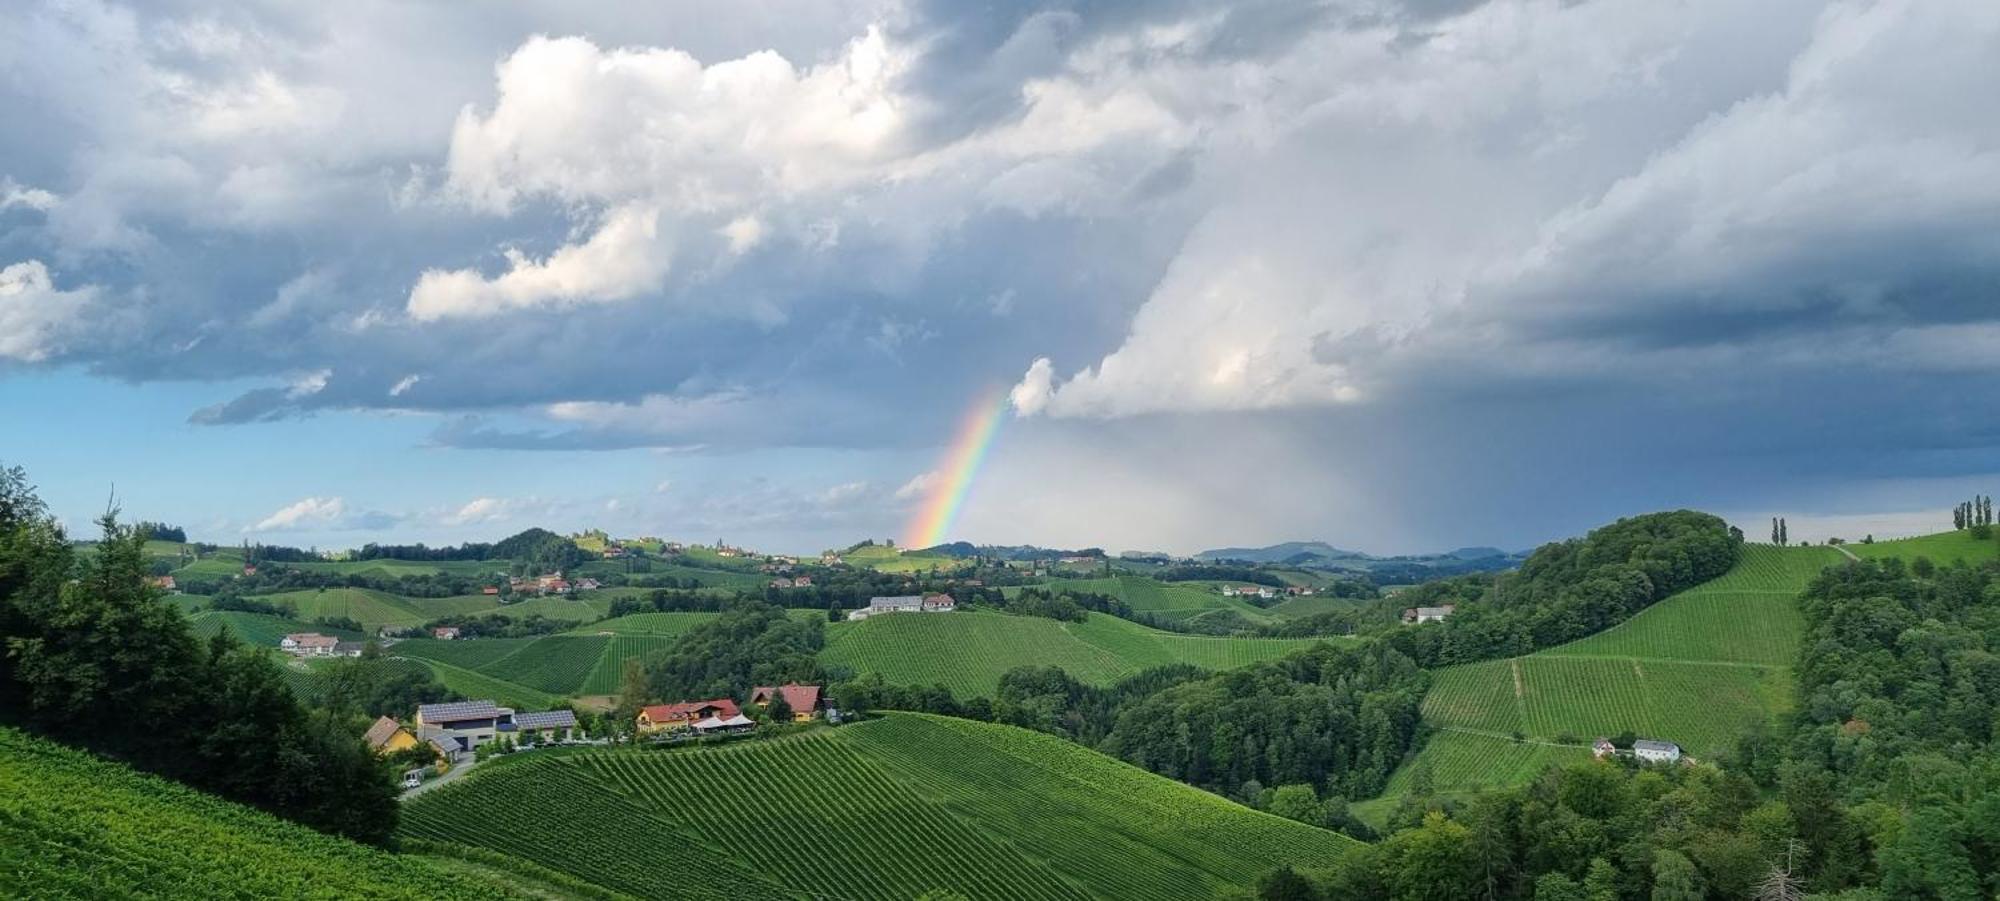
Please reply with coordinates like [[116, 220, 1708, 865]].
[[1194, 540, 1525, 579]]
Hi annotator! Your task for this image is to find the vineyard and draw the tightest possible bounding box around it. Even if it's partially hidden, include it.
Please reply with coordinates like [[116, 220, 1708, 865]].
[[402, 714, 1354, 900], [1847, 530, 2000, 565], [187, 610, 363, 647], [0, 727, 527, 899], [246, 588, 446, 634], [821, 609, 1325, 697], [578, 635, 679, 694], [1034, 575, 1282, 625], [1370, 543, 1836, 810]]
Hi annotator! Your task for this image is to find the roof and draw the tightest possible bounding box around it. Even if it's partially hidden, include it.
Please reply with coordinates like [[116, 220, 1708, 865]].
[[333, 641, 367, 654], [515, 710, 579, 730], [752, 684, 821, 712], [1633, 739, 1680, 753], [641, 699, 740, 721], [363, 716, 406, 749], [694, 714, 756, 730], [284, 632, 338, 647], [869, 595, 923, 608], [419, 700, 501, 723], [922, 593, 955, 605]]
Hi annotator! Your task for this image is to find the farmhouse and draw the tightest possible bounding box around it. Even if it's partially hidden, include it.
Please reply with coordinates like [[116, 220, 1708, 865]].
[[848, 595, 922, 620], [364, 716, 421, 754], [481, 586, 500, 596], [148, 575, 177, 592], [1633, 739, 1682, 764], [751, 684, 823, 722], [1401, 605, 1456, 624], [922, 593, 957, 611], [514, 709, 581, 743], [770, 577, 795, 589], [792, 576, 813, 588], [432, 626, 460, 640], [637, 699, 741, 734], [332, 640, 367, 658], [417, 700, 515, 755], [281, 633, 339, 656], [1592, 738, 1617, 759]]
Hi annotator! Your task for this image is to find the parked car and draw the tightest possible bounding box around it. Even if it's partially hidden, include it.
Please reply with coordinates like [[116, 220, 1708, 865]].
[[401, 773, 423, 790]]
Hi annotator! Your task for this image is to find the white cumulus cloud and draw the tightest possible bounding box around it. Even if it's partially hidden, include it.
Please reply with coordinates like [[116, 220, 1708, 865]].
[[0, 260, 95, 362], [251, 496, 346, 531]]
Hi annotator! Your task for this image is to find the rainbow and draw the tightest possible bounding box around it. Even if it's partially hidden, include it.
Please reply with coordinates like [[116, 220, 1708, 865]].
[[903, 387, 1009, 549]]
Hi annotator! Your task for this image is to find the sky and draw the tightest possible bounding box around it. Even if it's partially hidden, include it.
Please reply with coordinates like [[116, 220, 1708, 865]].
[[1, 0, 1997, 555]]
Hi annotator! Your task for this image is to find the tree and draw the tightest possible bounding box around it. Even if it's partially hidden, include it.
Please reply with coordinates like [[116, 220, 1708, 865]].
[[765, 690, 794, 723], [1264, 784, 1324, 825], [1649, 849, 1703, 901], [615, 658, 648, 725], [1534, 873, 1586, 901], [1257, 865, 1320, 901], [1583, 858, 1618, 901]]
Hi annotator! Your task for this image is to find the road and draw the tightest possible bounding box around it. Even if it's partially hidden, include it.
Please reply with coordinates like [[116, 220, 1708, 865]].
[[1830, 544, 1861, 562], [400, 755, 480, 800]]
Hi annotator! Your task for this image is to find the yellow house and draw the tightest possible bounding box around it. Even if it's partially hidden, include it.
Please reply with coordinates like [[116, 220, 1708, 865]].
[[364, 715, 420, 754], [751, 684, 823, 723]]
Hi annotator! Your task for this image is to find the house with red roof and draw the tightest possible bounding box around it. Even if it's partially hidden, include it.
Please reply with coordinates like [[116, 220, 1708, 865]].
[[751, 684, 823, 722], [636, 699, 741, 734]]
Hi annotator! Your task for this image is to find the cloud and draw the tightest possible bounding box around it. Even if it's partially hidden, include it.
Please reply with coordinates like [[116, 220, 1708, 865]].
[[406, 204, 671, 320], [654, 480, 674, 494], [389, 374, 421, 397], [251, 496, 345, 531], [0, 260, 95, 362], [1, 178, 58, 212], [440, 497, 510, 526], [895, 471, 939, 500], [815, 481, 871, 506]]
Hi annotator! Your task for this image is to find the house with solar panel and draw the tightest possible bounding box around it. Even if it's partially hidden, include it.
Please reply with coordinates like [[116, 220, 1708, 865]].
[[416, 700, 515, 756], [514, 709, 582, 744]]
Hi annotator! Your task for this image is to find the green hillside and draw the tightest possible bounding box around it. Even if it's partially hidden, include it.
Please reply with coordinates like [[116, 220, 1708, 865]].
[[1847, 529, 2000, 564], [1036, 574, 1281, 625], [402, 713, 1356, 900], [246, 588, 437, 633], [821, 609, 1327, 697], [0, 726, 531, 900], [187, 610, 363, 647], [1362, 543, 1840, 821]]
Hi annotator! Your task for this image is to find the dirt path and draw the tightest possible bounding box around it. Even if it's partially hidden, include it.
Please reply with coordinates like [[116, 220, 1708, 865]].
[[1831, 544, 1861, 562]]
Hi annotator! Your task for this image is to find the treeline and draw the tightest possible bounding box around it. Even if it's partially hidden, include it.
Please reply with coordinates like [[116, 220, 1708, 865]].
[[1380, 511, 1740, 668], [132, 520, 187, 543], [0, 467, 397, 845], [189, 566, 490, 599], [1283, 553, 2000, 900]]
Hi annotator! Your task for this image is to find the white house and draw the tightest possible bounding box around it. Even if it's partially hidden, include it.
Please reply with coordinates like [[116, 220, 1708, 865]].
[[1401, 605, 1457, 624], [1633, 739, 1682, 764], [848, 595, 925, 621], [281, 633, 339, 656], [920, 593, 956, 612]]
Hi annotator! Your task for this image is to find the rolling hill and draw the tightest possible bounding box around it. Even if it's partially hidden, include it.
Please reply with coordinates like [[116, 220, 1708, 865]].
[[1356, 542, 1840, 822], [0, 726, 545, 899], [1029, 574, 1284, 626], [820, 609, 1328, 697], [400, 713, 1358, 900]]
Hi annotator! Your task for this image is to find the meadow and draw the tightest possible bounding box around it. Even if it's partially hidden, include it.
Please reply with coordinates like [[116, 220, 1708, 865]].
[[401, 714, 1356, 900], [820, 609, 1327, 697], [186, 610, 363, 647], [0, 726, 531, 900]]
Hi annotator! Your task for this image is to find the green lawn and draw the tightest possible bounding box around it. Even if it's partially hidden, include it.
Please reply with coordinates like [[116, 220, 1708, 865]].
[[0, 727, 530, 899], [401, 714, 1356, 900], [284, 558, 504, 578], [820, 609, 1328, 697]]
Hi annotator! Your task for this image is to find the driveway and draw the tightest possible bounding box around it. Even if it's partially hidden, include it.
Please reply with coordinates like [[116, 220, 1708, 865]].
[[400, 755, 479, 800]]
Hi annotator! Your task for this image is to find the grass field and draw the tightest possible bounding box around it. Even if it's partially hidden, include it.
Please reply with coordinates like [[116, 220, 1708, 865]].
[[1847, 530, 2000, 565], [1265, 594, 1363, 619], [843, 544, 969, 574], [402, 713, 1356, 900], [391, 630, 683, 699], [285, 558, 503, 578], [820, 609, 1328, 697], [1373, 543, 1838, 809], [0, 727, 530, 900], [472, 595, 613, 622]]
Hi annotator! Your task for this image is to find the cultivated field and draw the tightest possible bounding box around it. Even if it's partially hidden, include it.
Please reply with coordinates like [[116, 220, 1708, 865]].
[[1036, 575, 1283, 625], [186, 610, 363, 647], [401, 714, 1355, 900], [0, 727, 526, 899], [820, 609, 1327, 697], [1847, 530, 2000, 565], [1372, 543, 1838, 809]]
